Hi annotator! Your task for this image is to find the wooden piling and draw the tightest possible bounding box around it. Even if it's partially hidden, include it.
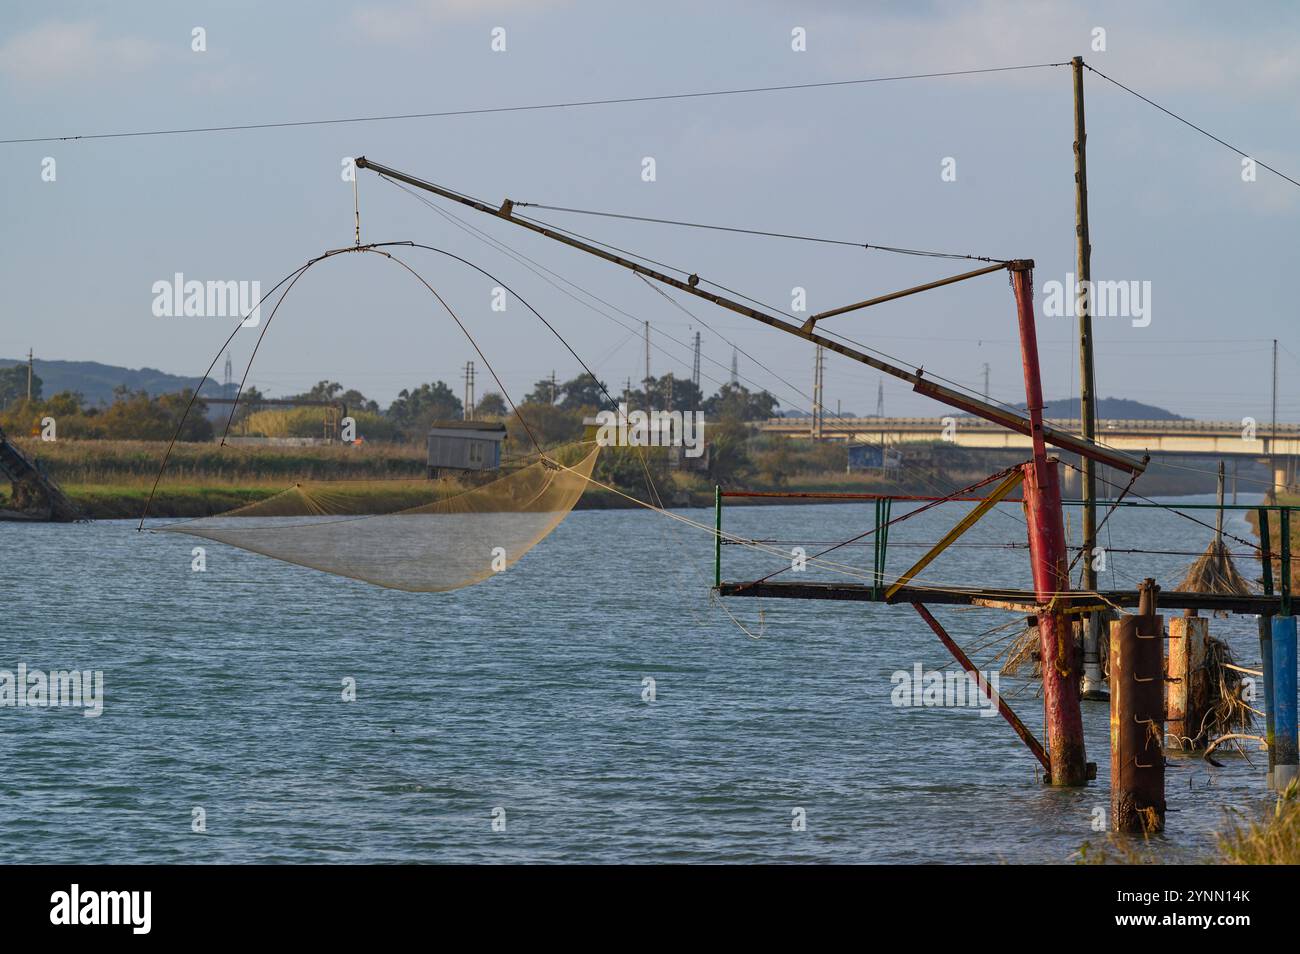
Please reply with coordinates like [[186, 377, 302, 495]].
[[1166, 615, 1210, 750], [1111, 578, 1166, 832]]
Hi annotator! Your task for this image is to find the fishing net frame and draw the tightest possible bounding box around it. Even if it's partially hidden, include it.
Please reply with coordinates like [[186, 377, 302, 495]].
[[139, 240, 620, 591]]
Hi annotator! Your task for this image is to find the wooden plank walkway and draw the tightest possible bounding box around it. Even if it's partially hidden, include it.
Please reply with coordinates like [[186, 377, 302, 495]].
[[717, 580, 1278, 615]]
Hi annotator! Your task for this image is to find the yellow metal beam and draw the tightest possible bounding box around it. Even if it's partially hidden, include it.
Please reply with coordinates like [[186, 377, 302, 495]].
[[885, 469, 1025, 599]]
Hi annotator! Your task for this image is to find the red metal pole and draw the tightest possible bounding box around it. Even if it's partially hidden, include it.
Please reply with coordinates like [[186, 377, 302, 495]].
[[1011, 262, 1088, 787]]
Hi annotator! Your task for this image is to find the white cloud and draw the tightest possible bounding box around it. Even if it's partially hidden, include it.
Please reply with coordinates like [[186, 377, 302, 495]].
[[0, 20, 163, 85]]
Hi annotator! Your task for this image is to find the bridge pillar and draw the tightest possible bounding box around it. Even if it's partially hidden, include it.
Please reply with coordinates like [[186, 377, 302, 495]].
[[1275, 464, 1290, 496], [1061, 463, 1080, 498]]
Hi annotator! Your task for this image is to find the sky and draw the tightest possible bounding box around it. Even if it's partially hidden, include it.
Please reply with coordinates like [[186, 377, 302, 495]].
[[1, 0, 1298, 422]]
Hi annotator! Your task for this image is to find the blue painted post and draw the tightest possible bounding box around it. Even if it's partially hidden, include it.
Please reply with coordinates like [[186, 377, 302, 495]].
[[1261, 617, 1275, 789], [1272, 615, 1298, 790], [1260, 508, 1276, 788]]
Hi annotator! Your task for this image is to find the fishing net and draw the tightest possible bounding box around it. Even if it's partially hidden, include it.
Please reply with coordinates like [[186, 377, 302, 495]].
[[159, 444, 599, 592]]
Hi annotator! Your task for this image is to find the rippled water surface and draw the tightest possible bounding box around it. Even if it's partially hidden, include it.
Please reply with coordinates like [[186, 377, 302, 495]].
[[0, 493, 1277, 863]]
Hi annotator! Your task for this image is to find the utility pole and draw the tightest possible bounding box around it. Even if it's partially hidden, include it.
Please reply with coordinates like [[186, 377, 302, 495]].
[[1268, 337, 1279, 501], [730, 347, 739, 387], [1073, 55, 1105, 700], [692, 331, 701, 390], [27, 349, 33, 402], [550, 369, 558, 405], [643, 321, 652, 401], [982, 362, 990, 401], [464, 360, 475, 420], [812, 346, 824, 439]]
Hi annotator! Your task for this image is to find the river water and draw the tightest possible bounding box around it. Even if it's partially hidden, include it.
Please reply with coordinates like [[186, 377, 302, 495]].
[[0, 492, 1279, 863]]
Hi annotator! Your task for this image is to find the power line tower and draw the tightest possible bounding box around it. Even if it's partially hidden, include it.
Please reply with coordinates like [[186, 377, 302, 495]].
[[463, 360, 475, 420], [875, 378, 884, 418], [223, 351, 234, 397], [26, 349, 33, 402], [550, 369, 558, 405], [730, 347, 738, 387], [982, 362, 990, 401], [692, 331, 701, 390]]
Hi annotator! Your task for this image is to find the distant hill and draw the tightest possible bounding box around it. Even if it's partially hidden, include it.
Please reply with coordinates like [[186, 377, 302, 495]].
[[1025, 397, 1185, 420], [0, 358, 223, 407]]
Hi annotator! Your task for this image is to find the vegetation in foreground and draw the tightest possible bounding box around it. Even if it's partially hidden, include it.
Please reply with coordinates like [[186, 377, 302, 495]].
[[1072, 785, 1300, 865]]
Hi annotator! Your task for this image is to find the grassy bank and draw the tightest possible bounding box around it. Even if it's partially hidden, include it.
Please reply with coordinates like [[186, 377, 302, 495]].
[[44, 471, 925, 519], [2, 436, 990, 519], [5, 435, 1230, 520], [9, 437, 427, 482]]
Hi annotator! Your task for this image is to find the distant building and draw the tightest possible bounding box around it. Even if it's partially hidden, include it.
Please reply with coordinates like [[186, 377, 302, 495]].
[[847, 443, 901, 472], [427, 421, 506, 477]]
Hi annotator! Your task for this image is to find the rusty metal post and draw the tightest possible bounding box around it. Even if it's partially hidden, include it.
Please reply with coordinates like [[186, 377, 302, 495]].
[[1011, 262, 1087, 786], [1166, 615, 1210, 750], [1111, 579, 1166, 832]]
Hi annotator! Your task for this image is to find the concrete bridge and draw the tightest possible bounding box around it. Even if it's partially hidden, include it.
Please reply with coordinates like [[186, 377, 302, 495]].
[[760, 417, 1300, 492]]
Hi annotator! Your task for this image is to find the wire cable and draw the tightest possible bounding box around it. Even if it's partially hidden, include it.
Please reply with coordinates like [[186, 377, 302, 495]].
[[511, 201, 1010, 263], [1084, 62, 1300, 190], [2, 63, 1067, 146]]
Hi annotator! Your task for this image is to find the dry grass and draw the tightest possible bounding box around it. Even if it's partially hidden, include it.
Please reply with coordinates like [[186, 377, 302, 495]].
[[1177, 536, 1253, 597], [1217, 785, 1300, 864], [1072, 790, 1300, 865], [9, 437, 426, 483], [1199, 636, 1256, 742], [1001, 622, 1040, 679]]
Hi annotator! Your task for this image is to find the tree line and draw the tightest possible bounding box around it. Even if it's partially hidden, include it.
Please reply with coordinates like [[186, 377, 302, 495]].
[[0, 369, 778, 444]]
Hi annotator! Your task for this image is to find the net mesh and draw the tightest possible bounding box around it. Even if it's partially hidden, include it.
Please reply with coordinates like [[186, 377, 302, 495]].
[[160, 444, 599, 592]]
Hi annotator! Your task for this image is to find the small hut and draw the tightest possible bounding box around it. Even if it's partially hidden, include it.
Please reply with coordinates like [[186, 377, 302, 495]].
[[427, 421, 506, 477]]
